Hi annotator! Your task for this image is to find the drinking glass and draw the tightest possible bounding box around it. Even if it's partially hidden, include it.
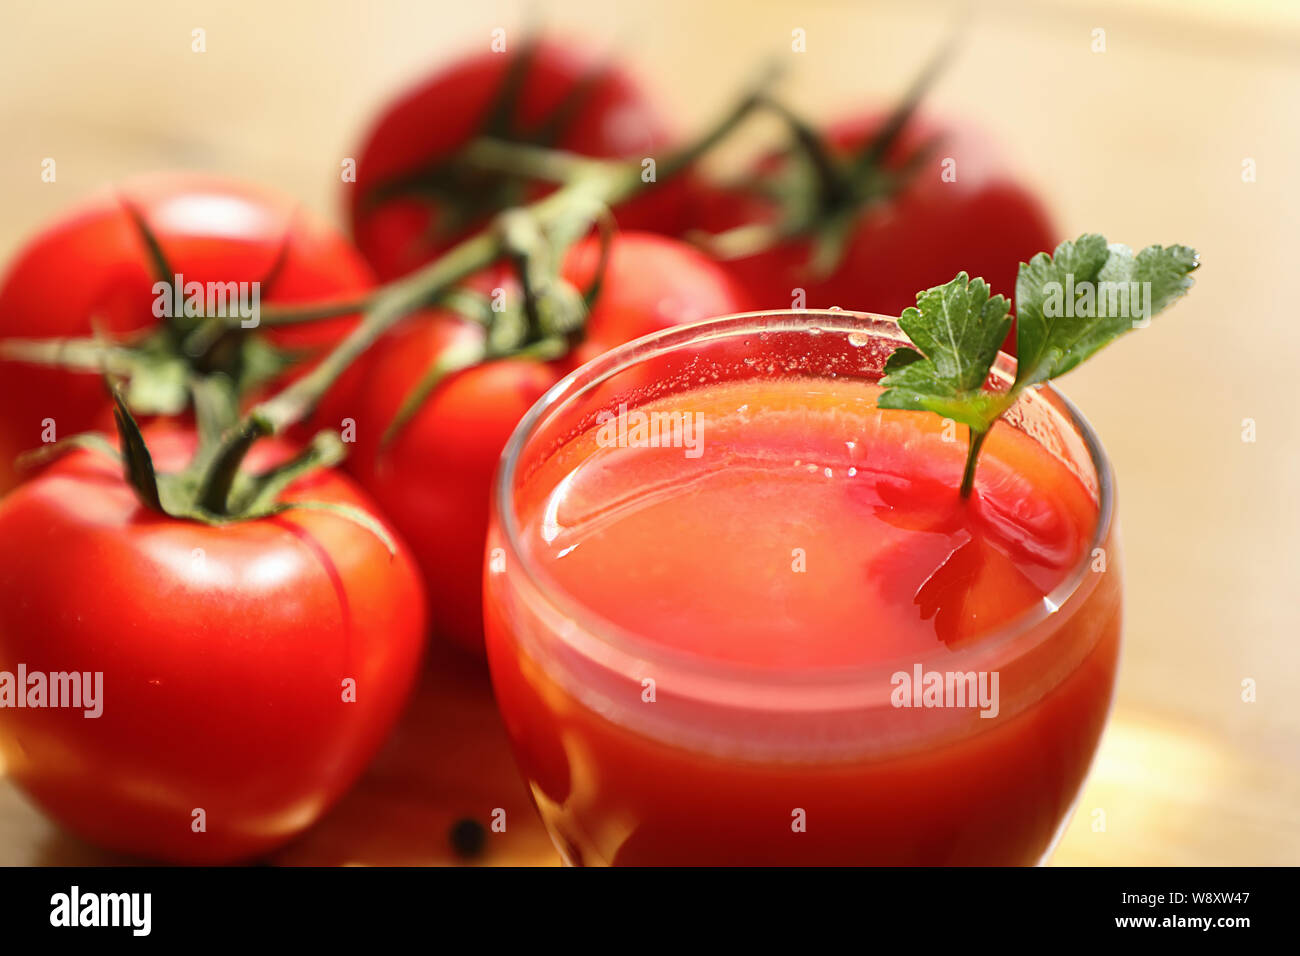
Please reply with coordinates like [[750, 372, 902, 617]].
[[484, 310, 1121, 866]]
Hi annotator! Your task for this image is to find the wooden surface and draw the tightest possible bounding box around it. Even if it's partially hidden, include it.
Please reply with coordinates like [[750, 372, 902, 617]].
[[0, 643, 560, 867], [1, 0, 1299, 865], [3, 643, 1298, 866]]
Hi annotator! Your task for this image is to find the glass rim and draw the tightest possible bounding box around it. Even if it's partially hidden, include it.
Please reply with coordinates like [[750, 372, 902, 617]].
[[492, 309, 1117, 699]]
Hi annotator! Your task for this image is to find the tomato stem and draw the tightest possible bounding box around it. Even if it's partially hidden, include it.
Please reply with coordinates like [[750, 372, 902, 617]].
[[256, 290, 381, 326], [696, 36, 956, 266], [196, 415, 272, 515], [458, 137, 615, 184], [0, 336, 133, 375], [849, 26, 956, 177], [760, 95, 853, 211]]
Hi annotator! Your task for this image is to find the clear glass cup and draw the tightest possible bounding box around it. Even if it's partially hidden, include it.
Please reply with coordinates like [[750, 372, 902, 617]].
[[484, 310, 1121, 866]]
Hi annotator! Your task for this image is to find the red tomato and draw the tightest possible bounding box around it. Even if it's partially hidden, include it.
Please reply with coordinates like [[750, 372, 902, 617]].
[[348, 37, 690, 280], [693, 112, 1055, 351], [0, 172, 373, 493], [339, 232, 752, 653], [0, 427, 426, 863]]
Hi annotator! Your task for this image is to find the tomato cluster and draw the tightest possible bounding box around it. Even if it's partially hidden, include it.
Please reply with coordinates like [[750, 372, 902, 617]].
[[0, 35, 1054, 862]]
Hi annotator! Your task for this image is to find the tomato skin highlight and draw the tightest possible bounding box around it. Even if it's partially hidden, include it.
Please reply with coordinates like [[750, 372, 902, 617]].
[[348, 38, 689, 280], [0, 429, 426, 863], [0, 172, 374, 494], [344, 232, 752, 654], [692, 113, 1056, 353]]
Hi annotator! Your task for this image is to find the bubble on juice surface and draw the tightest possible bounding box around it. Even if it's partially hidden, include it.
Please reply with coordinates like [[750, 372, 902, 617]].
[[847, 332, 870, 348]]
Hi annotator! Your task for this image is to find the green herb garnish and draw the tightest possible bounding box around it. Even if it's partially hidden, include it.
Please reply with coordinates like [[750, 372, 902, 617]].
[[879, 234, 1199, 496]]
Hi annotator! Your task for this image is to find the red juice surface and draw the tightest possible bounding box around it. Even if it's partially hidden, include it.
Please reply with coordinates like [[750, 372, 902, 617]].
[[485, 375, 1122, 865]]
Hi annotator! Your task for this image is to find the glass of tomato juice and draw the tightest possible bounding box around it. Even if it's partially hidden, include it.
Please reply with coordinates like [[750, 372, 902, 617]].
[[483, 310, 1121, 866]]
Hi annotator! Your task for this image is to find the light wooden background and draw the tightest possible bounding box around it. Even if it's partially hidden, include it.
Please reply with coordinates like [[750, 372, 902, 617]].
[[0, 0, 1297, 865]]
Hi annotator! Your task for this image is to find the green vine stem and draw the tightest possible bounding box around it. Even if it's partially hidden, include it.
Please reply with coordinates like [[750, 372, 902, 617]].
[[200, 71, 777, 482]]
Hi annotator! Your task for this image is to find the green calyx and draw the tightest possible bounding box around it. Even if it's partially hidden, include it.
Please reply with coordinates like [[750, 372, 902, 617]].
[[1, 193, 306, 420], [702, 35, 950, 274], [0, 325, 296, 419], [360, 35, 611, 245], [23, 379, 394, 553]]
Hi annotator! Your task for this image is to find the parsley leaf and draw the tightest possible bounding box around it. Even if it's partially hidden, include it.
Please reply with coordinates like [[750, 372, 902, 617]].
[[878, 235, 1199, 496], [1014, 235, 1199, 388], [877, 273, 1013, 433]]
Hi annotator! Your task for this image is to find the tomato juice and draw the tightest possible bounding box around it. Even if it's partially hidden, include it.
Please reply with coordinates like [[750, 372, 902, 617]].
[[484, 312, 1121, 865]]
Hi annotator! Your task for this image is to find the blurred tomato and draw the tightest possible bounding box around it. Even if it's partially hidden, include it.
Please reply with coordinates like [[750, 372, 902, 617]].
[[348, 37, 691, 280]]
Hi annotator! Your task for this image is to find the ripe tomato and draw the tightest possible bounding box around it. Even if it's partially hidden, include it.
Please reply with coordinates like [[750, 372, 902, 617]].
[[0, 427, 426, 863], [348, 37, 690, 281], [693, 112, 1055, 352], [339, 232, 752, 653], [0, 172, 373, 493]]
